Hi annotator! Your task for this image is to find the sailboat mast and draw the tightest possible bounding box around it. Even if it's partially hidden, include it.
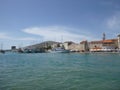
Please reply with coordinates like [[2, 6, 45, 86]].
[[61, 35, 63, 43], [0, 43, 3, 50]]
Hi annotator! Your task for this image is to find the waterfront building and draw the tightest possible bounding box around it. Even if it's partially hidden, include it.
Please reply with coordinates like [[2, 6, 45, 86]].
[[102, 39, 118, 51], [63, 41, 74, 50], [118, 34, 120, 49], [68, 43, 81, 52], [63, 42, 69, 50], [88, 33, 119, 52], [11, 46, 18, 52], [89, 41, 103, 52], [63, 41, 89, 52], [51, 43, 58, 48], [63, 41, 81, 52], [80, 40, 89, 52], [11, 46, 16, 50], [89, 39, 118, 52]]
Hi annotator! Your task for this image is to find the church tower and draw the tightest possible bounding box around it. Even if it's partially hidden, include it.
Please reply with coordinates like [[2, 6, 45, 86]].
[[103, 33, 106, 40]]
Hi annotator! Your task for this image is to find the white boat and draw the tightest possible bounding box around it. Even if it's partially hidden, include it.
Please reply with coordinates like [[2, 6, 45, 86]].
[[50, 47, 69, 53], [50, 36, 69, 53]]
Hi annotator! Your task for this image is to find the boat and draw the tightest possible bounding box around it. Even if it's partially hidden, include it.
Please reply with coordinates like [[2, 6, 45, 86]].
[[21, 48, 45, 53], [0, 50, 5, 54], [49, 36, 70, 53], [0, 43, 5, 54], [50, 47, 69, 53]]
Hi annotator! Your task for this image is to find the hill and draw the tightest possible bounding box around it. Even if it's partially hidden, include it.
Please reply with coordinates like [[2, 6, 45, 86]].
[[23, 41, 60, 50]]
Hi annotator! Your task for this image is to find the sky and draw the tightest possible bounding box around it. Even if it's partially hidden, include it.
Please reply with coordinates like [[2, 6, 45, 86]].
[[0, 0, 120, 49]]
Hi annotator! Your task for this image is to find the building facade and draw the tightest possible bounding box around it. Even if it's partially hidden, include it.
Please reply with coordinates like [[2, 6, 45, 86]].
[[89, 39, 118, 52], [118, 35, 120, 49]]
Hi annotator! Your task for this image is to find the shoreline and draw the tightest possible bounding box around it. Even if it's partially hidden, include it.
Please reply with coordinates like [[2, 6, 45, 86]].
[[1, 50, 120, 54], [78, 51, 120, 54]]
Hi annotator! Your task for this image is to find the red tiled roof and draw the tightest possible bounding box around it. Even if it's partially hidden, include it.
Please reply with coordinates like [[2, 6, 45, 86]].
[[103, 40, 113, 43], [90, 39, 117, 44]]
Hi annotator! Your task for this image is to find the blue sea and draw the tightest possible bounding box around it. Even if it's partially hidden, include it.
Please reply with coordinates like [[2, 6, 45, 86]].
[[0, 53, 120, 90]]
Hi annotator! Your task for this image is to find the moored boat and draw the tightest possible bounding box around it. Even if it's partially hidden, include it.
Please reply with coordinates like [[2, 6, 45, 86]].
[[49, 47, 69, 53], [0, 50, 5, 54]]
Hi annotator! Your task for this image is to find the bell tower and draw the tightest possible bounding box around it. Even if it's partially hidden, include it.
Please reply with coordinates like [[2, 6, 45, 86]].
[[103, 33, 106, 40]]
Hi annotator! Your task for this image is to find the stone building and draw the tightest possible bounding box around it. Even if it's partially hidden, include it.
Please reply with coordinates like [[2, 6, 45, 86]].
[[68, 43, 81, 52], [89, 41, 103, 52], [63, 41, 89, 52], [80, 40, 89, 52], [88, 33, 120, 52], [118, 34, 120, 49], [89, 39, 118, 52], [63, 42, 79, 51], [102, 39, 118, 50], [63, 41, 74, 50]]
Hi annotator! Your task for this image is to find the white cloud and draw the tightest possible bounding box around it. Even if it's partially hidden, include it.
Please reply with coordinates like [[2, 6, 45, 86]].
[[0, 32, 38, 41], [0, 32, 39, 49], [14, 37, 38, 41], [107, 13, 120, 30], [22, 26, 95, 42], [0, 33, 10, 39]]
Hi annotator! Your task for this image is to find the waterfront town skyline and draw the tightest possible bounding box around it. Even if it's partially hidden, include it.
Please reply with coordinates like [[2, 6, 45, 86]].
[[21, 33, 120, 52], [0, 0, 120, 49], [2, 33, 120, 52], [0, 33, 120, 50]]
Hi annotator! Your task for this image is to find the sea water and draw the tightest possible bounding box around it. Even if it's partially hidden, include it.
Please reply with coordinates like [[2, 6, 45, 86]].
[[0, 53, 120, 90]]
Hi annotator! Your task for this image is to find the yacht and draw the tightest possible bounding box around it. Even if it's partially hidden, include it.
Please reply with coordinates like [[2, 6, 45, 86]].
[[50, 47, 69, 53]]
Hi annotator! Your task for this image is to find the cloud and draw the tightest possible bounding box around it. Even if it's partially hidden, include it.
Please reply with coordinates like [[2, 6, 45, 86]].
[[0, 33, 10, 39], [0, 32, 38, 41], [14, 37, 38, 41], [22, 26, 95, 42], [107, 12, 120, 30]]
